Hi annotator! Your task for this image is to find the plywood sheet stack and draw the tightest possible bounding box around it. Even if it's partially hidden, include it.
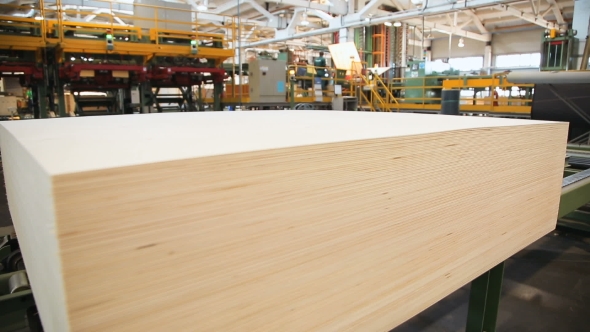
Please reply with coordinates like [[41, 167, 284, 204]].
[[0, 111, 567, 332]]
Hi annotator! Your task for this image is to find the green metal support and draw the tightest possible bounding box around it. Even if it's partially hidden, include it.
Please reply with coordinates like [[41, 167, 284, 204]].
[[213, 82, 223, 111], [559, 169, 590, 218], [463, 168, 590, 332], [366, 26, 373, 68], [559, 210, 590, 232], [466, 262, 505, 332]]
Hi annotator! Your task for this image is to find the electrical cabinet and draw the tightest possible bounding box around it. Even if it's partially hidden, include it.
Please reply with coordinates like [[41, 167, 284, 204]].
[[248, 59, 287, 103]]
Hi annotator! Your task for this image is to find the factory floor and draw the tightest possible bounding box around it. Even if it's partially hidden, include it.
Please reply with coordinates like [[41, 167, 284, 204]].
[[1, 161, 589, 332]]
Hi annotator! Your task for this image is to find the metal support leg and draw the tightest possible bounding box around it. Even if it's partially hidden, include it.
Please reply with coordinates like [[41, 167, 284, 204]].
[[290, 80, 295, 109], [37, 84, 48, 119], [154, 88, 162, 113], [466, 262, 505, 332], [198, 84, 204, 112], [56, 83, 66, 117], [213, 82, 222, 111]]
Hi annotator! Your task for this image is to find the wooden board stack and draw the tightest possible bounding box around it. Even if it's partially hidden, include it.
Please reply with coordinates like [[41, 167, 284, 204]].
[[0, 111, 567, 332]]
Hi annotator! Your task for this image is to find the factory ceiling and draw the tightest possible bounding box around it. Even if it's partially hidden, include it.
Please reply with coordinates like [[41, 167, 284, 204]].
[[0, 0, 574, 50]]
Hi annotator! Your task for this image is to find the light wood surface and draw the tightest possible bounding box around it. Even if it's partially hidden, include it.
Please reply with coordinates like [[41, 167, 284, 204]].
[[0, 111, 567, 332]]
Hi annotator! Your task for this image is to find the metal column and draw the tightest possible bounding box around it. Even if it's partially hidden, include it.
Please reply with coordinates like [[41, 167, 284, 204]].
[[56, 83, 66, 117], [213, 82, 223, 111], [465, 262, 505, 332], [36, 84, 48, 119]]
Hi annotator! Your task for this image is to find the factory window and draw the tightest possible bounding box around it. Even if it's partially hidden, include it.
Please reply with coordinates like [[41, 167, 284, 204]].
[[495, 53, 541, 68], [448, 57, 484, 72]]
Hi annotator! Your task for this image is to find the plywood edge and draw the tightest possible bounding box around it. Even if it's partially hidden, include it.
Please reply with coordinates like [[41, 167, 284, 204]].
[[0, 113, 568, 177], [0, 127, 70, 332]]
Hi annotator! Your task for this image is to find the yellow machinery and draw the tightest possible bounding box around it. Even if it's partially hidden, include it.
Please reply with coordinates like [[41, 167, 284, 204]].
[[0, 0, 237, 117]]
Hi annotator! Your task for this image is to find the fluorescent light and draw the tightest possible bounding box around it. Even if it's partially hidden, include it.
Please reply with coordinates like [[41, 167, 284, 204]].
[[34, 16, 44, 20], [458, 37, 465, 48], [384, 22, 392, 26], [393, 21, 402, 27]]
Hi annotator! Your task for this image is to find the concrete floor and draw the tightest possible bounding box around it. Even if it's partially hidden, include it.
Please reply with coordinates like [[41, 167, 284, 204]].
[[1, 159, 589, 331]]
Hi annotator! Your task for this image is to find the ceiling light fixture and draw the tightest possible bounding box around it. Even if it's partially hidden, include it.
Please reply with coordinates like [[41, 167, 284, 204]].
[[196, 1, 207, 11], [393, 21, 402, 27], [458, 37, 465, 47], [384, 22, 392, 26], [300, 11, 309, 26], [34, 16, 44, 20]]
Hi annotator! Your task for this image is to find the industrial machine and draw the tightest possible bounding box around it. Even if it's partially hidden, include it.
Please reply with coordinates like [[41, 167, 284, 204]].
[[540, 29, 576, 71], [403, 60, 458, 104], [248, 59, 287, 104], [0, 0, 236, 118]]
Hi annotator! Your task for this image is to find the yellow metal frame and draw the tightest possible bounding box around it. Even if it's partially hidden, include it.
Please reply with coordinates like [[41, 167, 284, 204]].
[[0, 15, 45, 51], [0, 0, 237, 65], [46, 20, 143, 39]]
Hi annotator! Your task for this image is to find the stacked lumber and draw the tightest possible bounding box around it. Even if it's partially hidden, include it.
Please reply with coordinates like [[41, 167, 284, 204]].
[[0, 111, 567, 332]]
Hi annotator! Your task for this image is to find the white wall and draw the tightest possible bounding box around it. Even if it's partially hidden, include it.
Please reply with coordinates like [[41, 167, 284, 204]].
[[407, 43, 425, 60], [3, 78, 23, 97], [429, 28, 544, 69], [492, 28, 543, 56], [431, 36, 486, 59]]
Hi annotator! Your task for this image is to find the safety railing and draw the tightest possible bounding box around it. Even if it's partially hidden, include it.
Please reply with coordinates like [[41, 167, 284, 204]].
[[349, 61, 397, 112], [442, 73, 534, 115], [288, 64, 333, 101], [0, 2, 46, 50]]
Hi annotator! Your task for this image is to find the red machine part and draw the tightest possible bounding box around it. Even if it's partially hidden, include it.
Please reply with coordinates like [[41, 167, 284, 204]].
[[59, 63, 147, 90], [149, 67, 225, 87], [0, 62, 44, 85]]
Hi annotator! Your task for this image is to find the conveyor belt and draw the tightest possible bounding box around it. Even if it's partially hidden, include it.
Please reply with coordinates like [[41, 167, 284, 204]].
[[567, 156, 590, 170], [562, 168, 590, 188]]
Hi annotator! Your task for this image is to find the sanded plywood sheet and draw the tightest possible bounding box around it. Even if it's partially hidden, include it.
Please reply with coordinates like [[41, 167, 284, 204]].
[[0, 111, 567, 332]]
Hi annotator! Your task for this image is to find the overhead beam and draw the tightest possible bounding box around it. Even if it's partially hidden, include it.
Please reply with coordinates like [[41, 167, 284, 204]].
[[406, 19, 491, 42], [246, 0, 503, 47], [446, 13, 454, 26], [459, 18, 473, 30], [541, 5, 553, 18], [246, 0, 277, 23], [358, 0, 387, 17], [545, 0, 565, 25], [389, 0, 407, 10], [465, 9, 488, 33], [263, 0, 348, 15], [495, 3, 558, 29], [529, 0, 538, 15], [210, 0, 243, 14]]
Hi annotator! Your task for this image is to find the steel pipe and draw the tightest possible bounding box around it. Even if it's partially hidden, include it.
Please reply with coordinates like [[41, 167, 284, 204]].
[[507, 71, 590, 84]]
